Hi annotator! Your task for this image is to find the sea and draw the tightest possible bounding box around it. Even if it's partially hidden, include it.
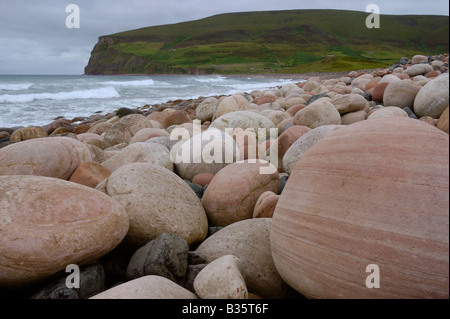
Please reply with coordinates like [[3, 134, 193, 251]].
[[0, 75, 299, 128]]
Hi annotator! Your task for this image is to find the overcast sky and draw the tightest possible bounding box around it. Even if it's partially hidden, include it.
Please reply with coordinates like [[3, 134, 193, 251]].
[[0, 0, 448, 75]]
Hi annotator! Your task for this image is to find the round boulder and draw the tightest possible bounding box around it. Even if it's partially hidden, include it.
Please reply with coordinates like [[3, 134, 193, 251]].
[[293, 99, 341, 128], [414, 74, 449, 119], [383, 80, 421, 109]]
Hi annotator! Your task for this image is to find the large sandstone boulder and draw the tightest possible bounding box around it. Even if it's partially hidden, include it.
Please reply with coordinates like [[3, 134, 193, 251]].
[[10, 126, 48, 142], [0, 175, 129, 286], [383, 80, 421, 109], [201, 160, 279, 226], [213, 95, 252, 120], [414, 74, 449, 119], [103, 114, 154, 147], [195, 218, 294, 299], [196, 97, 221, 122], [96, 163, 208, 246], [331, 94, 367, 115], [0, 137, 92, 180], [367, 106, 409, 120], [293, 99, 341, 128], [271, 117, 449, 298]]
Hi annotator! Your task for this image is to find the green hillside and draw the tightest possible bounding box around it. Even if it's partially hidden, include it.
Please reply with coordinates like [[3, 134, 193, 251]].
[[84, 9, 449, 75]]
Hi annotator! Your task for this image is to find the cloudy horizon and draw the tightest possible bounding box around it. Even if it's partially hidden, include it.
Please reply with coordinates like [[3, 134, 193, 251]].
[[0, 0, 449, 75]]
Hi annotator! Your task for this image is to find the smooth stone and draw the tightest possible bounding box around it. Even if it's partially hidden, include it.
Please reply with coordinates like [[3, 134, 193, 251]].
[[196, 97, 221, 122], [101, 142, 173, 172], [282, 125, 345, 174], [341, 110, 367, 125], [146, 136, 178, 151], [69, 161, 112, 188], [306, 93, 330, 106], [367, 106, 409, 120], [277, 125, 311, 158], [30, 264, 105, 299], [371, 82, 389, 103], [174, 129, 239, 181], [116, 107, 137, 118], [210, 111, 276, 143], [103, 114, 154, 147], [404, 64, 433, 76], [183, 264, 206, 293], [278, 175, 289, 194], [293, 99, 341, 129], [201, 160, 279, 227], [184, 180, 204, 199], [280, 83, 303, 97], [90, 275, 198, 299], [271, 117, 449, 298], [412, 55, 428, 64], [129, 128, 169, 144], [10, 126, 48, 142], [41, 119, 73, 135], [87, 122, 112, 135], [331, 94, 367, 115], [213, 95, 252, 120], [126, 233, 189, 285], [414, 74, 449, 118], [194, 255, 248, 299], [77, 133, 103, 144], [383, 80, 421, 108], [163, 110, 191, 129], [195, 218, 294, 299], [252, 191, 279, 218], [437, 106, 449, 134], [96, 163, 208, 247], [0, 175, 129, 286], [378, 74, 401, 84], [402, 107, 418, 119], [0, 137, 92, 180]]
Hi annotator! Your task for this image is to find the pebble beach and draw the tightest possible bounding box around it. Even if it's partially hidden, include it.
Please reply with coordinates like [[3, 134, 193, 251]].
[[0, 53, 449, 299]]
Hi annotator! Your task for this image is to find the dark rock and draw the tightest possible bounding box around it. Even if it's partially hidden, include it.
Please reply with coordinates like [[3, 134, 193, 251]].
[[306, 93, 330, 106], [183, 264, 207, 293], [126, 233, 189, 285], [184, 180, 204, 198], [360, 92, 372, 101], [30, 264, 105, 299], [0, 138, 11, 149], [0, 127, 23, 135], [116, 107, 137, 118], [279, 175, 289, 195], [188, 251, 206, 265], [102, 256, 129, 288], [403, 107, 418, 119], [41, 119, 73, 134], [208, 226, 223, 237]]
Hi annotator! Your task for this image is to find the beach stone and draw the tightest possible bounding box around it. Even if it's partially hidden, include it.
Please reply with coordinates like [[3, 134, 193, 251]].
[[271, 117, 449, 298], [195, 218, 294, 298], [419, 116, 437, 126], [10, 126, 48, 142], [30, 264, 105, 299], [77, 133, 103, 144], [69, 161, 112, 188], [426, 70, 441, 78], [437, 106, 449, 134], [126, 233, 189, 286], [90, 275, 198, 299], [146, 111, 167, 127], [383, 80, 421, 108], [293, 99, 341, 129], [341, 110, 367, 125], [256, 93, 277, 106], [183, 264, 206, 293], [277, 125, 311, 158], [414, 74, 449, 118], [432, 60, 444, 70], [129, 128, 169, 144], [412, 55, 428, 64], [194, 255, 248, 299], [306, 93, 330, 105], [163, 110, 191, 129], [196, 97, 220, 122], [378, 74, 401, 84], [101, 142, 173, 172], [282, 125, 345, 174], [185, 180, 204, 199], [174, 129, 238, 181], [213, 95, 252, 120], [116, 107, 137, 118], [103, 114, 154, 147], [0, 132, 10, 139], [210, 111, 276, 143], [265, 111, 291, 127], [278, 175, 289, 194], [331, 94, 367, 115], [201, 160, 279, 227], [87, 121, 112, 136], [228, 127, 259, 160], [277, 118, 294, 134], [286, 104, 306, 116], [85, 143, 110, 164], [402, 107, 418, 119], [367, 106, 409, 120], [252, 191, 279, 218], [371, 82, 389, 103], [96, 163, 208, 247], [192, 173, 215, 187], [280, 83, 303, 97], [41, 119, 73, 135], [0, 137, 92, 180], [72, 124, 90, 135], [0, 175, 129, 286], [146, 136, 179, 151], [404, 64, 433, 76]]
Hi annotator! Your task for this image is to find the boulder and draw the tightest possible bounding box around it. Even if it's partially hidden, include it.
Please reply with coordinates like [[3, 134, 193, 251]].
[[194, 255, 248, 299], [96, 163, 208, 246], [129, 128, 169, 144], [341, 110, 367, 125], [293, 99, 341, 128], [371, 82, 389, 103], [10, 126, 48, 142], [383, 80, 421, 108], [252, 191, 279, 218], [213, 95, 252, 120], [201, 160, 279, 226], [404, 64, 433, 77], [0, 137, 92, 180], [331, 94, 367, 115], [90, 275, 198, 299], [163, 110, 191, 129], [277, 125, 311, 158], [196, 97, 221, 122], [192, 173, 215, 187], [69, 161, 111, 188], [437, 106, 449, 134], [271, 117, 449, 298], [367, 106, 409, 120], [414, 74, 449, 118], [0, 175, 129, 286], [412, 55, 428, 64], [103, 114, 154, 147]]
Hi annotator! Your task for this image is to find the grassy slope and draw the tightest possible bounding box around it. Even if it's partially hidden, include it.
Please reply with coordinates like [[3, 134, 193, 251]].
[[85, 9, 449, 74]]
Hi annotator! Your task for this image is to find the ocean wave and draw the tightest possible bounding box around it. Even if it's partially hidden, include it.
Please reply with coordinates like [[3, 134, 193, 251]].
[[99, 79, 165, 87], [192, 76, 227, 83], [0, 87, 120, 103], [0, 83, 33, 91]]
